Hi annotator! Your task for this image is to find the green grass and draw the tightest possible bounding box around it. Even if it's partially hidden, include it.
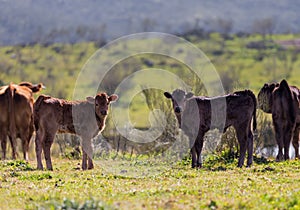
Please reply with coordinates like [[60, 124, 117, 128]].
[[1, 158, 300, 209]]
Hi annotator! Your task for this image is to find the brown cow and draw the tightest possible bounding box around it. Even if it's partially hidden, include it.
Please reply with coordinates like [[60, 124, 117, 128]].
[[34, 92, 118, 170], [164, 89, 257, 168], [0, 82, 44, 160], [258, 79, 300, 161]]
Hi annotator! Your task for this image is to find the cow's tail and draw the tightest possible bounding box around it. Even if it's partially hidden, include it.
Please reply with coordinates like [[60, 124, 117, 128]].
[[33, 94, 50, 131], [7, 83, 16, 138], [279, 79, 296, 123], [6, 83, 17, 158], [247, 89, 257, 132]]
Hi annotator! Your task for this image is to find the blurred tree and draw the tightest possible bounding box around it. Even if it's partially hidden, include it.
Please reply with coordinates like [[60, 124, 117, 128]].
[[141, 18, 156, 32], [219, 67, 240, 93], [252, 17, 276, 40], [216, 18, 233, 38]]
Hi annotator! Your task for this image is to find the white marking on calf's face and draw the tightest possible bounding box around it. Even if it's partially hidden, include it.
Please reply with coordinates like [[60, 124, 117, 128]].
[[165, 89, 193, 114], [164, 90, 194, 128]]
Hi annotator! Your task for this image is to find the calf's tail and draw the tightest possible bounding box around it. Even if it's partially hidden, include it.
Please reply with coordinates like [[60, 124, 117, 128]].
[[246, 89, 257, 131], [7, 83, 16, 138]]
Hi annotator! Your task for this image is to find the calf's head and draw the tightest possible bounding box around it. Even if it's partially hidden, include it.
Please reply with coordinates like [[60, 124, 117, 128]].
[[257, 83, 278, 113], [164, 89, 193, 126], [87, 92, 118, 117]]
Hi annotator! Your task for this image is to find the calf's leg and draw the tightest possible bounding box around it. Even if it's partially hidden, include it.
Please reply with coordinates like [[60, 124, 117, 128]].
[[81, 138, 94, 170], [35, 129, 44, 170], [43, 131, 55, 170], [190, 146, 197, 168], [235, 124, 248, 168], [247, 128, 254, 167], [194, 132, 205, 168]]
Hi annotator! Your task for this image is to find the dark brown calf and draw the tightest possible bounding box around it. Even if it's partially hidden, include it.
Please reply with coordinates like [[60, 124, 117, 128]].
[[33, 92, 118, 170], [164, 89, 257, 168], [258, 79, 300, 161]]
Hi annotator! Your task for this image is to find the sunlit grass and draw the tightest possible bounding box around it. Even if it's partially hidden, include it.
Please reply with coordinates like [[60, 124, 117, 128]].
[[1, 157, 300, 209]]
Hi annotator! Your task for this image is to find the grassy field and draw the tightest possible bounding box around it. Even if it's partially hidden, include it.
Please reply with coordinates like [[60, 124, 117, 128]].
[[1, 33, 300, 209], [1, 158, 300, 209]]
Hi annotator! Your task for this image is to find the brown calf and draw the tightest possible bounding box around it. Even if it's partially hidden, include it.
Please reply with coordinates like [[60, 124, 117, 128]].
[[0, 82, 44, 160], [33, 92, 118, 170], [164, 89, 257, 168]]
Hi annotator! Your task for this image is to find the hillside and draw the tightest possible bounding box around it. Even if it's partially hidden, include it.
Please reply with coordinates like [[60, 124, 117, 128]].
[[1, 33, 300, 128]]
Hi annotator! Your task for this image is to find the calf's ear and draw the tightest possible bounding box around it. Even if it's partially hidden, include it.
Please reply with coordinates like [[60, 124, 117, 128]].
[[39, 83, 46, 89], [186, 92, 194, 98], [86, 96, 95, 104], [164, 92, 172, 99], [32, 83, 46, 93], [109, 94, 118, 102]]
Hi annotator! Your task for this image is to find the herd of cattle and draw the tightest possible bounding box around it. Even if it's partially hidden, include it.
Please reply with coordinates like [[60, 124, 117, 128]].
[[0, 79, 299, 170]]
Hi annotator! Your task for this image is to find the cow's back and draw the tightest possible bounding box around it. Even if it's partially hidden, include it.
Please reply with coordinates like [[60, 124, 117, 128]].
[[226, 90, 255, 115], [182, 90, 256, 133], [34, 95, 97, 136], [272, 80, 297, 125], [13, 86, 35, 135]]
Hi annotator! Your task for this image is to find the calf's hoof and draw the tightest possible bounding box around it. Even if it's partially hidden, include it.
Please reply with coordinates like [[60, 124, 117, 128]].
[[37, 164, 44, 170], [197, 163, 202, 169], [276, 155, 284, 162], [237, 164, 243, 168]]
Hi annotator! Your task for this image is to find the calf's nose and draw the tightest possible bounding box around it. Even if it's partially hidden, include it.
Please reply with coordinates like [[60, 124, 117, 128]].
[[175, 107, 181, 113], [101, 110, 107, 115]]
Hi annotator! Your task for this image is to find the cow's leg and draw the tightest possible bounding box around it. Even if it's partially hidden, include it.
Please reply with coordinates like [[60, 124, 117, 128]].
[[235, 123, 248, 168], [81, 150, 88, 170], [247, 127, 254, 167], [20, 128, 31, 161], [190, 146, 197, 168], [0, 133, 7, 160], [35, 129, 44, 170], [22, 139, 29, 161], [292, 125, 299, 159], [194, 132, 205, 168], [273, 119, 284, 162], [87, 157, 94, 170], [283, 124, 294, 161], [81, 138, 93, 170], [43, 131, 55, 170], [9, 136, 17, 160], [8, 135, 17, 159]]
